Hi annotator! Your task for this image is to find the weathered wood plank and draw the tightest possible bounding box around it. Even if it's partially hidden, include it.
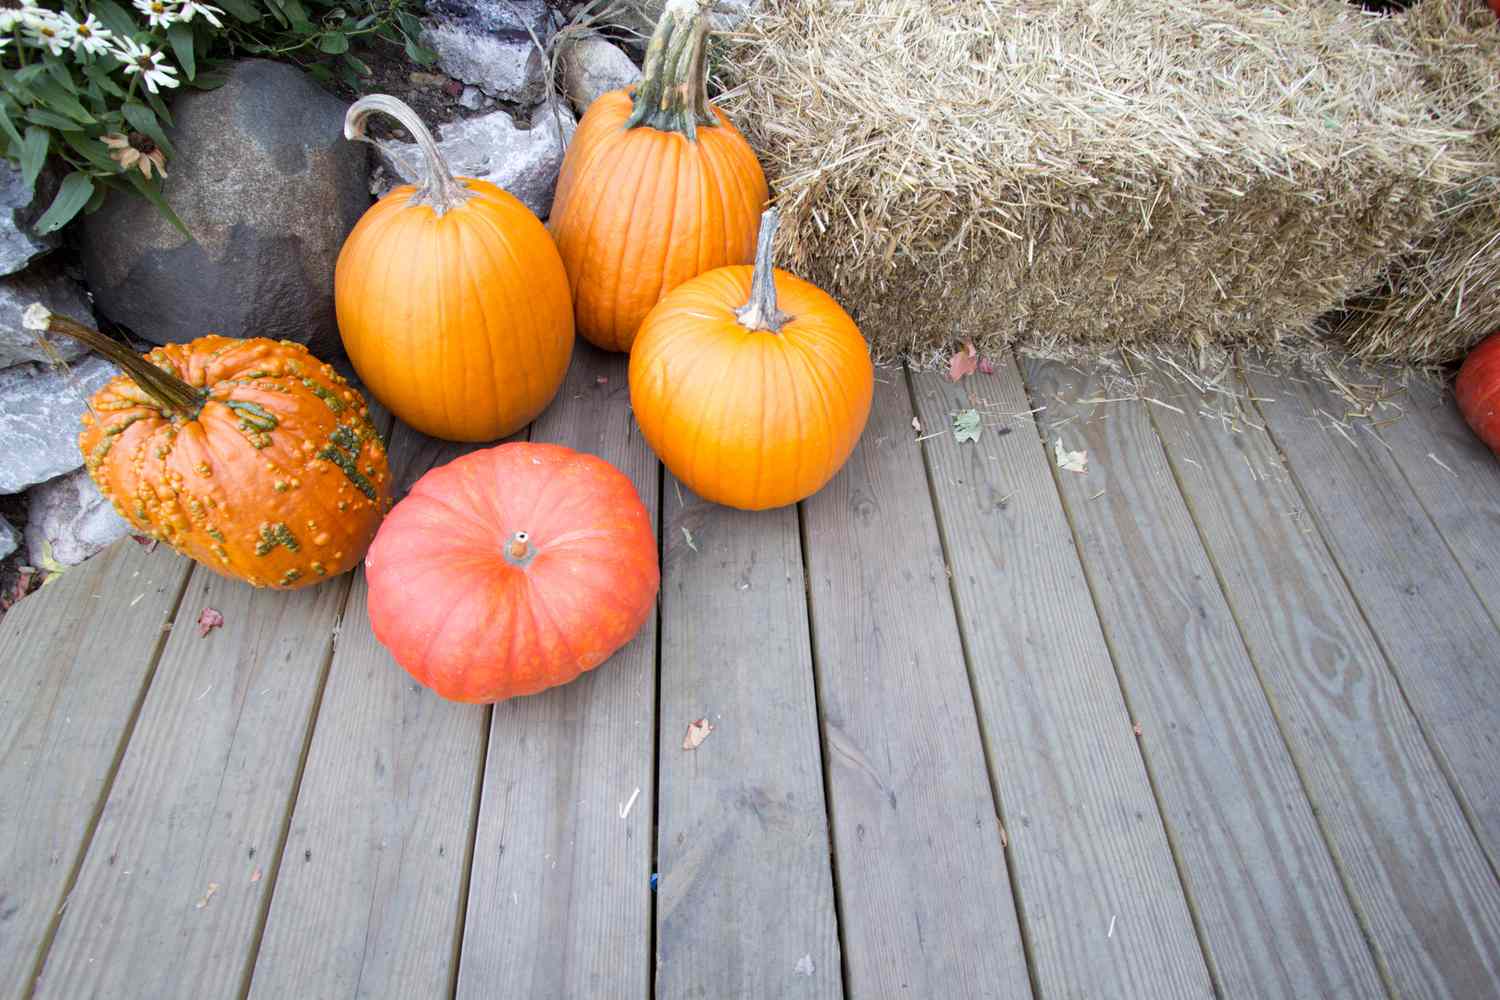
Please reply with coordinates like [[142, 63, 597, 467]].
[[0, 542, 192, 998], [909, 363, 1211, 998], [655, 480, 840, 998], [1136, 358, 1500, 998], [1245, 362, 1500, 872], [1023, 357, 1383, 999], [246, 422, 493, 1000], [455, 346, 658, 1000], [1373, 378, 1500, 626], [799, 368, 1030, 999]]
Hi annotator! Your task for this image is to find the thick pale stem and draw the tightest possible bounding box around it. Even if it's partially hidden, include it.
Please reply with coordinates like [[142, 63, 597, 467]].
[[624, 0, 717, 140], [504, 530, 536, 565], [735, 208, 791, 333], [24, 304, 206, 416], [344, 94, 471, 215]]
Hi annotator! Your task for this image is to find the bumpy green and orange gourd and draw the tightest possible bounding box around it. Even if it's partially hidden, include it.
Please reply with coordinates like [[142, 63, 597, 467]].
[[26, 305, 391, 589], [549, 0, 769, 352]]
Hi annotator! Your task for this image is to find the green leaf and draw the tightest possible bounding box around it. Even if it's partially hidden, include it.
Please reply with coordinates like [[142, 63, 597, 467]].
[[11, 65, 47, 87], [18, 127, 49, 191], [144, 88, 173, 128], [83, 64, 129, 100], [404, 38, 437, 66], [342, 52, 372, 77], [191, 68, 231, 91], [90, 0, 139, 37], [58, 130, 120, 173], [25, 108, 80, 131], [42, 56, 75, 90], [318, 31, 349, 54], [29, 78, 97, 125], [34, 173, 96, 234], [84, 180, 109, 215], [953, 409, 982, 444], [123, 171, 192, 240], [167, 21, 196, 81], [122, 103, 176, 159], [0, 101, 24, 152], [215, 0, 262, 22]]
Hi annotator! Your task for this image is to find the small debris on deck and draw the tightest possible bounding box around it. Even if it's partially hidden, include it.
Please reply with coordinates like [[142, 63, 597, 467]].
[[681, 526, 698, 552], [1054, 440, 1088, 474], [619, 786, 641, 820], [794, 954, 816, 977], [953, 409, 982, 443], [196, 606, 224, 638], [948, 341, 978, 381], [194, 882, 219, 909], [682, 718, 714, 750]]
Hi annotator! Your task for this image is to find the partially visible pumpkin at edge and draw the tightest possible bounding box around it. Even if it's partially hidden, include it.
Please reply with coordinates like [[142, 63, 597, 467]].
[[1456, 329, 1500, 456]]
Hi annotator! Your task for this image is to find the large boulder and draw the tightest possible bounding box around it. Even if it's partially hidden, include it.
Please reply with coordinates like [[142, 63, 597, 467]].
[[371, 105, 575, 219], [0, 355, 118, 494], [24, 467, 131, 567], [1, 162, 59, 277], [423, 0, 553, 104], [0, 261, 92, 368], [81, 60, 369, 359], [560, 33, 641, 114]]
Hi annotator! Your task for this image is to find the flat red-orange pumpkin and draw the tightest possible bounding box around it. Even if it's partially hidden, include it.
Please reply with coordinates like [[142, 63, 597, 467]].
[[364, 442, 659, 702], [1456, 329, 1500, 456]]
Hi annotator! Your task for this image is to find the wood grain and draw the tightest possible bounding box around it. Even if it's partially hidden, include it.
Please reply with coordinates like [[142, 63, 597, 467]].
[[1245, 362, 1500, 873], [455, 346, 659, 1000], [246, 421, 493, 1000], [1136, 358, 1500, 998], [0, 542, 192, 999], [1023, 357, 1383, 999], [799, 368, 1030, 999], [910, 362, 1211, 998], [654, 480, 841, 999]]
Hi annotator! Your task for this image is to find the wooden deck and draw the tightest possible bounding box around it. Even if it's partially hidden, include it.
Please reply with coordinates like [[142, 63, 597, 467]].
[[4, 345, 1500, 1000]]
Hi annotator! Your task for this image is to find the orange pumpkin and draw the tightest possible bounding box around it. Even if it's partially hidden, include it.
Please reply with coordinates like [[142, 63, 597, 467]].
[[629, 208, 874, 510], [1456, 329, 1500, 455], [26, 306, 391, 589], [365, 442, 659, 703], [548, 0, 769, 353], [335, 95, 574, 442]]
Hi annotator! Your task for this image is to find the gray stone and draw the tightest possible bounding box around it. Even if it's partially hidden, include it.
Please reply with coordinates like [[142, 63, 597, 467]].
[[80, 60, 370, 359], [560, 33, 641, 114], [1, 162, 60, 277], [372, 105, 576, 219], [24, 467, 131, 567], [458, 85, 490, 111], [594, 0, 759, 56], [0, 262, 92, 368], [0, 516, 17, 561], [426, 0, 552, 38], [0, 355, 119, 494], [423, 22, 547, 105]]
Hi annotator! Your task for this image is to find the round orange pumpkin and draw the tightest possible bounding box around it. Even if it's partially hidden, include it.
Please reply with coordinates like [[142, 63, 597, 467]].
[[364, 442, 659, 702], [335, 95, 574, 442], [548, 0, 769, 353], [1456, 329, 1500, 455], [26, 306, 391, 589], [629, 208, 874, 510]]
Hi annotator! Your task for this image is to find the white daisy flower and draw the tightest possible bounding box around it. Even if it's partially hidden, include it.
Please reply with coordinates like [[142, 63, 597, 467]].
[[60, 11, 113, 57], [177, 1, 223, 27], [23, 12, 70, 56], [2, 2, 52, 32], [114, 38, 180, 94], [132, 0, 178, 30]]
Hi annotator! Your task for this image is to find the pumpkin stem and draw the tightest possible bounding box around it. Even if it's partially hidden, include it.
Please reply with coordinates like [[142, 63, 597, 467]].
[[344, 94, 472, 216], [23, 304, 207, 417], [735, 208, 791, 333], [624, 0, 717, 140], [504, 530, 536, 566]]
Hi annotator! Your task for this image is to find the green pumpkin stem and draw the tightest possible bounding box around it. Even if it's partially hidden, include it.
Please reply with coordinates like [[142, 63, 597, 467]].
[[24, 305, 207, 417], [735, 208, 791, 333], [624, 0, 717, 140], [344, 94, 472, 216]]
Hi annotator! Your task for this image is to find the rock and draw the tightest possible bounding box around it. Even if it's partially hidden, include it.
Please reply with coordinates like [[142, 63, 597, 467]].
[[422, 1, 554, 104], [1, 161, 60, 277], [458, 85, 490, 111], [0, 261, 92, 368], [24, 467, 131, 567], [0, 355, 118, 495], [372, 105, 577, 219], [80, 60, 369, 359], [593, 0, 759, 55], [560, 33, 641, 114], [0, 516, 17, 561]]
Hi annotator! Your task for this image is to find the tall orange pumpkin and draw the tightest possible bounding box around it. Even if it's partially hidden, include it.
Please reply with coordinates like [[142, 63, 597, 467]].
[[27, 306, 391, 589], [548, 0, 769, 353], [335, 95, 574, 442], [629, 209, 874, 510]]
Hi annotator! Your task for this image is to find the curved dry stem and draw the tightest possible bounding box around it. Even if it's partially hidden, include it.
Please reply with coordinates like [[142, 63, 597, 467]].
[[344, 94, 471, 215], [625, 0, 717, 139], [735, 208, 792, 333], [26, 304, 206, 416]]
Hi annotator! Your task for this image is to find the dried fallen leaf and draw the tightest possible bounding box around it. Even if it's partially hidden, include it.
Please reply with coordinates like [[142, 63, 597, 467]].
[[596, 375, 609, 386], [250, 867, 263, 883], [794, 954, 815, 977], [682, 718, 714, 750], [195, 882, 220, 909], [947, 340, 978, 381], [977, 356, 996, 375], [197, 606, 224, 638], [680, 526, 698, 553], [911, 416, 922, 434], [130, 534, 160, 553], [1054, 439, 1088, 474], [1132, 722, 1143, 737], [953, 409, 982, 443]]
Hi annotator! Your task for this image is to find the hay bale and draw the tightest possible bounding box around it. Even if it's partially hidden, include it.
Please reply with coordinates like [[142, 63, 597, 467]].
[[722, 0, 1480, 362], [1336, 0, 1500, 366]]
